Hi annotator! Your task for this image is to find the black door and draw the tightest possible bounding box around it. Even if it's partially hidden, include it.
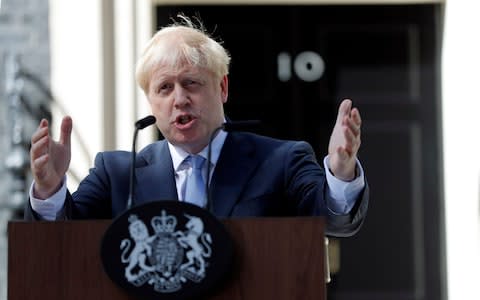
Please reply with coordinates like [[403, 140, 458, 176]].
[[156, 4, 445, 300]]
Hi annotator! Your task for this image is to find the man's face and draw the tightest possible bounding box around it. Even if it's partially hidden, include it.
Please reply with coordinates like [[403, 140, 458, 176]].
[[147, 64, 228, 154]]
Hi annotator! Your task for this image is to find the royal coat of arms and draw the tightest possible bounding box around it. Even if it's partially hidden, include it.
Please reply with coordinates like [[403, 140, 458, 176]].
[[120, 210, 213, 293]]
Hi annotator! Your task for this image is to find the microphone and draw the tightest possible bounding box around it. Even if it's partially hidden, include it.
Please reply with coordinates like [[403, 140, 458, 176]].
[[126, 115, 156, 209], [205, 120, 261, 213], [135, 115, 156, 130]]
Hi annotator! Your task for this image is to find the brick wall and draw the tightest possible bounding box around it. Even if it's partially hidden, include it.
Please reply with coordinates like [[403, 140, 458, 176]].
[[0, 0, 50, 299]]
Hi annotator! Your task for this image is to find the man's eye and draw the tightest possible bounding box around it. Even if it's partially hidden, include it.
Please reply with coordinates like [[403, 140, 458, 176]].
[[157, 83, 172, 93]]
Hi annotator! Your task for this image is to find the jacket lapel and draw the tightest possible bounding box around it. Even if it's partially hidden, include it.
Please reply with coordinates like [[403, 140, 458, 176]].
[[131, 134, 258, 216], [135, 141, 178, 205], [210, 133, 257, 216]]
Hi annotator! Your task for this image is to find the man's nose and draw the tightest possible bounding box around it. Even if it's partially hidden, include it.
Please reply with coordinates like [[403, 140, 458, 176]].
[[173, 86, 190, 108]]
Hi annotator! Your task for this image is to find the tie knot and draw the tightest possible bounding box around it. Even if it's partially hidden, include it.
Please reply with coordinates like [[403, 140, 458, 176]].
[[189, 155, 205, 170]]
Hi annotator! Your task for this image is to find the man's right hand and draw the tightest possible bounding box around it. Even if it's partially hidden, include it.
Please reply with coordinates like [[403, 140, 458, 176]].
[[30, 116, 72, 199]]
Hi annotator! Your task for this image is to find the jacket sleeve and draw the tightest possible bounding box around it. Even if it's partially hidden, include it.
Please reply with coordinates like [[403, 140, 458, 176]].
[[325, 181, 369, 237]]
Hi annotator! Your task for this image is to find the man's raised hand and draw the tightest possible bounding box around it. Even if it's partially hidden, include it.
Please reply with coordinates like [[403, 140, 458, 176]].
[[30, 116, 72, 199], [327, 99, 362, 181]]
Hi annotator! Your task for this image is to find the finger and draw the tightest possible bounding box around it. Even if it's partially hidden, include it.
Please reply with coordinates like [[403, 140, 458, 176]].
[[31, 153, 51, 182], [39, 118, 49, 129], [31, 120, 50, 145], [59, 116, 73, 147], [350, 107, 362, 127], [31, 126, 49, 145], [342, 126, 362, 155], [342, 127, 355, 155], [31, 153, 49, 173], [343, 115, 361, 137], [30, 135, 50, 161], [336, 99, 352, 123]]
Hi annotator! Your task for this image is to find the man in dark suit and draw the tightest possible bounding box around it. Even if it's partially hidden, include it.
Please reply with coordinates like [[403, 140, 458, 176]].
[[26, 16, 368, 237]]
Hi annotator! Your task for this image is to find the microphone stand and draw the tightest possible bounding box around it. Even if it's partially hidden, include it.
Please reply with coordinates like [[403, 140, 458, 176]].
[[126, 115, 156, 210]]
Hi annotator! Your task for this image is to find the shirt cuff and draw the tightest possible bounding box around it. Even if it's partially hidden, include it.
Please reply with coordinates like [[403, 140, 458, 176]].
[[323, 156, 365, 215], [29, 177, 67, 221]]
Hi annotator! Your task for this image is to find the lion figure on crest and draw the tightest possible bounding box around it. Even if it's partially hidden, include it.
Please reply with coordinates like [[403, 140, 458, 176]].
[[120, 216, 155, 281]]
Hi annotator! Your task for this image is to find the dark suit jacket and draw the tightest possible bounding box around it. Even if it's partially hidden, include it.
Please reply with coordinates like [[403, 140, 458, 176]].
[[26, 132, 369, 237]]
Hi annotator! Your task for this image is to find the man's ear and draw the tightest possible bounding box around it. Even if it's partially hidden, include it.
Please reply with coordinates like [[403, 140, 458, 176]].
[[220, 75, 229, 103]]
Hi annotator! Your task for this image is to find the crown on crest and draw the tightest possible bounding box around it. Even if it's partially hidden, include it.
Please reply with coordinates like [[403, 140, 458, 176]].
[[128, 214, 139, 224], [151, 210, 177, 233]]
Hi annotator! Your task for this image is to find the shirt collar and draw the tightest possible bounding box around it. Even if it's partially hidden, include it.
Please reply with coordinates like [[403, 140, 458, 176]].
[[168, 129, 228, 171]]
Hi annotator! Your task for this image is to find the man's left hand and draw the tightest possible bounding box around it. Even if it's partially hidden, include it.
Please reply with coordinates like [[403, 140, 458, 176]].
[[328, 99, 362, 181]]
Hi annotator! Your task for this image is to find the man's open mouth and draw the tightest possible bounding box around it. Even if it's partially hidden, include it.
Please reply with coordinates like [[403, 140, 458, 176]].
[[176, 115, 195, 125]]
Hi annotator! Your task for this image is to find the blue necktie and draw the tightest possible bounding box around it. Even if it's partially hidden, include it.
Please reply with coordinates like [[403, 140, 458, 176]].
[[184, 155, 206, 207]]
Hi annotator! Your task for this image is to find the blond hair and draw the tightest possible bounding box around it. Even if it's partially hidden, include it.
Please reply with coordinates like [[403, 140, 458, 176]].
[[135, 15, 231, 93]]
